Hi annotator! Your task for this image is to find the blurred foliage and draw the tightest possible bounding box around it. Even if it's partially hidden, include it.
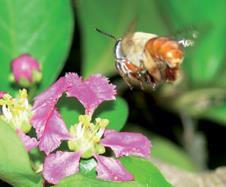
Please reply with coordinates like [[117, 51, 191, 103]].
[[76, 0, 226, 126], [157, 0, 226, 85], [151, 135, 197, 172], [76, 0, 168, 77], [155, 0, 226, 125]]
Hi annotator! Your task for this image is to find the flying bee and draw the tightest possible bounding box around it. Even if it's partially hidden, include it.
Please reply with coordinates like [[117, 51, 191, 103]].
[[96, 28, 194, 89]]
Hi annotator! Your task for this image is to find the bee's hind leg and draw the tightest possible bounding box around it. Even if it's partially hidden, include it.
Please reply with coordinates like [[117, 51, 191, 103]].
[[122, 74, 134, 90]]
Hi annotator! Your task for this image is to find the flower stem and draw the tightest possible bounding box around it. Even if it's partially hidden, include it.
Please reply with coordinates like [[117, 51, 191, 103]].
[[180, 112, 207, 170], [28, 84, 38, 101]]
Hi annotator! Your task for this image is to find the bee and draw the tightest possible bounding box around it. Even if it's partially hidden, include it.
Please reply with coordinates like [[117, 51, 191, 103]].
[[96, 28, 194, 89]]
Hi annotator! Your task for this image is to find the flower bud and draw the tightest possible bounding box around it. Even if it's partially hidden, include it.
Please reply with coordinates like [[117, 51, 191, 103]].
[[11, 54, 42, 87]]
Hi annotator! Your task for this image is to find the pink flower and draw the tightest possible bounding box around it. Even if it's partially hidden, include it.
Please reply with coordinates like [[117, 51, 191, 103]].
[[31, 73, 116, 155], [11, 54, 42, 87], [42, 85, 149, 184], [32, 72, 151, 184], [43, 116, 151, 184]]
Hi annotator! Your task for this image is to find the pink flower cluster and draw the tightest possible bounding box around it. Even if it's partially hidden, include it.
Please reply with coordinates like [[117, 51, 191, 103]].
[[2, 73, 151, 184]]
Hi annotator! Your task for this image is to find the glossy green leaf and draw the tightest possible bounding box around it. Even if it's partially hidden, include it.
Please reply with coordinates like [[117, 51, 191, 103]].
[[56, 157, 171, 187], [151, 136, 197, 172], [56, 173, 138, 187], [94, 97, 128, 131], [0, 121, 42, 187], [76, 0, 168, 77], [120, 157, 171, 187], [0, 0, 73, 93], [157, 0, 226, 86]]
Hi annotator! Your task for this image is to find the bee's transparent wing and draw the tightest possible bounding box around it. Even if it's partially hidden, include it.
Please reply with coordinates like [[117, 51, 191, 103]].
[[169, 25, 199, 48]]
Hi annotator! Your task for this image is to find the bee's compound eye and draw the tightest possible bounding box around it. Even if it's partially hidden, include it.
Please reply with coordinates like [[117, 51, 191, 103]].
[[114, 40, 125, 60]]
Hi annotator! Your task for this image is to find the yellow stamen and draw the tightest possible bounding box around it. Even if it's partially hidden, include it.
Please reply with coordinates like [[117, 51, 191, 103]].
[[0, 89, 32, 132]]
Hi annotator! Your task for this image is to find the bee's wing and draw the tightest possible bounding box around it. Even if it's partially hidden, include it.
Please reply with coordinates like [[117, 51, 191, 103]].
[[168, 25, 199, 48], [121, 17, 138, 38]]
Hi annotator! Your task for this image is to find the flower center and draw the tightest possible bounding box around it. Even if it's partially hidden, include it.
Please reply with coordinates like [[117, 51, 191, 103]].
[[68, 115, 109, 158], [0, 89, 32, 132]]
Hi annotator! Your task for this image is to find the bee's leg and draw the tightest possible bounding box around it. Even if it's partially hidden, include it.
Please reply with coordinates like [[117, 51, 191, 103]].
[[144, 73, 157, 90], [137, 71, 158, 90], [123, 75, 133, 90], [115, 61, 133, 89], [136, 72, 145, 90]]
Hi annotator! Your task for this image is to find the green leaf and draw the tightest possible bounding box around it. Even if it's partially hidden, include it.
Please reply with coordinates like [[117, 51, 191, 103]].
[[56, 157, 171, 187], [151, 136, 197, 171], [94, 97, 128, 131], [79, 158, 97, 177], [0, 121, 42, 187], [56, 173, 138, 187], [0, 0, 73, 93], [77, 0, 168, 77], [58, 96, 84, 128], [121, 157, 171, 187], [158, 0, 226, 27], [59, 96, 128, 131]]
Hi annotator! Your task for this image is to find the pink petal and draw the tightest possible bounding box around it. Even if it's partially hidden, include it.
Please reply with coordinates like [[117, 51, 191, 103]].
[[101, 130, 151, 158], [94, 155, 133, 181], [32, 77, 67, 109], [32, 108, 70, 155], [65, 72, 82, 89], [16, 129, 38, 152], [66, 74, 116, 115], [86, 75, 116, 102], [32, 77, 71, 155], [43, 151, 81, 184]]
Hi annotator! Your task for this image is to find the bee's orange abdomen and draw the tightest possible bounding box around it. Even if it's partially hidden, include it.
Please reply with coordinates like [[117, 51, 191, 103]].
[[145, 37, 184, 67]]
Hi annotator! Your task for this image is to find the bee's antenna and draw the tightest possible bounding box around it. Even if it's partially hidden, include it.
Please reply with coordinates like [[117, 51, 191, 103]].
[[96, 28, 117, 41]]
